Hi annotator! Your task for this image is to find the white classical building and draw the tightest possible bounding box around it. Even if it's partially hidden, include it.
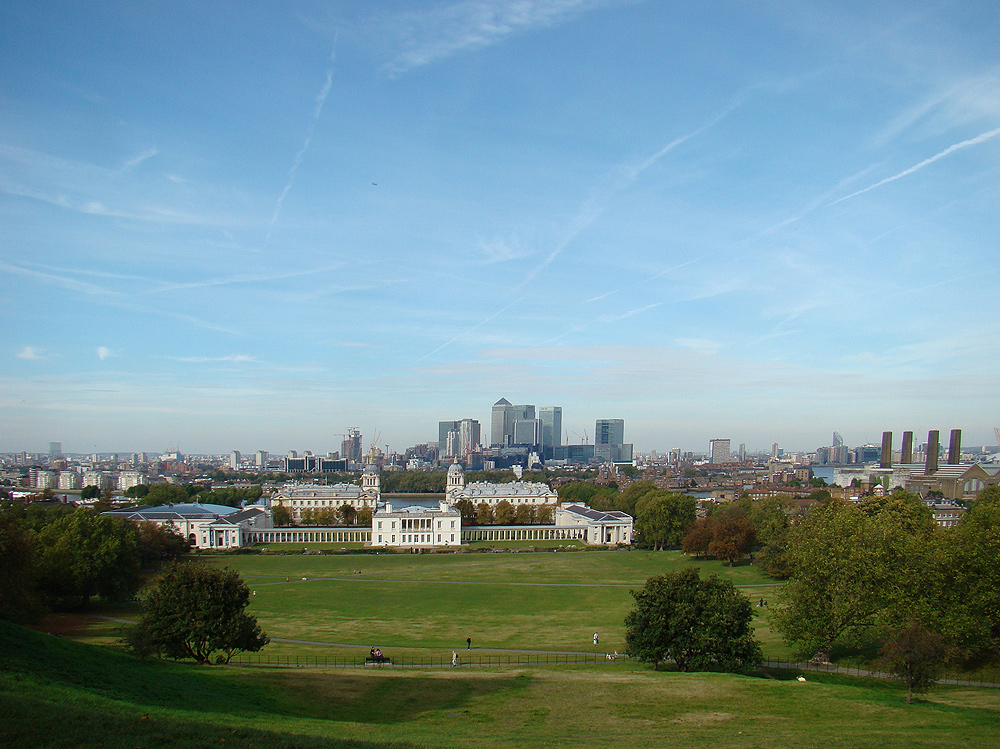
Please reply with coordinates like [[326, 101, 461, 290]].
[[444, 461, 558, 508], [554, 503, 634, 546], [272, 466, 381, 521], [104, 502, 272, 549], [370, 501, 463, 548]]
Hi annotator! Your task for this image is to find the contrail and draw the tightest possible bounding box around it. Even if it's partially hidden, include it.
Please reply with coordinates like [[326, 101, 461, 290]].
[[830, 125, 1000, 206], [410, 297, 525, 366], [265, 38, 339, 248]]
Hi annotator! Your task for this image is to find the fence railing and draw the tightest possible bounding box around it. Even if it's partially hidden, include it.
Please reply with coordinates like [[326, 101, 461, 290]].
[[226, 653, 1000, 686], [229, 652, 628, 669]]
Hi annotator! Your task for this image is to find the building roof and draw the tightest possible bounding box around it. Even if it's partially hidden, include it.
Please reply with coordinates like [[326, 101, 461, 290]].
[[456, 481, 556, 498], [111, 502, 239, 519], [561, 504, 632, 522]]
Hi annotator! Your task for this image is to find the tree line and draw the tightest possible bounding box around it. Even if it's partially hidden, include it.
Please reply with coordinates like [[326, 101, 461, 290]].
[[0, 503, 188, 622]]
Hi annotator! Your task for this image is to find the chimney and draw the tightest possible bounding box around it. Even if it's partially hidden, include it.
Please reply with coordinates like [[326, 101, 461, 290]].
[[901, 431, 914, 464], [948, 429, 962, 465], [880, 431, 893, 469], [925, 430, 939, 475]]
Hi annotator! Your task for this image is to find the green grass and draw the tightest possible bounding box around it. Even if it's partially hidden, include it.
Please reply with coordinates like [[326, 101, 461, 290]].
[[193, 550, 788, 658], [2, 620, 999, 748]]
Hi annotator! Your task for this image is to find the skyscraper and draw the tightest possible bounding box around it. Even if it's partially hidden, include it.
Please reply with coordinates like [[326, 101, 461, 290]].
[[710, 439, 731, 464], [491, 398, 535, 447], [539, 406, 562, 455], [595, 419, 632, 463]]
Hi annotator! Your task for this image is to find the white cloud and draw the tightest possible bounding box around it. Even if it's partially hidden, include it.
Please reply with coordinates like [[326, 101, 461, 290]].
[[383, 0, 613, 74], [169, 355, 256, 363], [97, 347, 111, 360], [122, 147, 159, 170], [16, 346, 42, 360]]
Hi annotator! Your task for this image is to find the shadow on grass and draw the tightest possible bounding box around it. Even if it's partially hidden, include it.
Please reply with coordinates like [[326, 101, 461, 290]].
[[248, 671, 529, 724], [0, 689, 423, 749]]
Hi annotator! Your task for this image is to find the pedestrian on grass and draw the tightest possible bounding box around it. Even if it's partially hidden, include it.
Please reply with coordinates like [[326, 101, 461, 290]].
[[467, 636, 472, 649], [452, 651, 458, 667], [594, 632, 599, 645]]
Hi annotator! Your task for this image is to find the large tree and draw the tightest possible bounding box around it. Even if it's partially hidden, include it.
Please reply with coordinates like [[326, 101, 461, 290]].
[[0, 510, 40, 623], [707, 506, 756, 566], [129, 562, 268, 664], [36, 509, 142, 608], [773, 493, 934, 663], [625, 568, 761, 674], [634, 491, 696, 550]]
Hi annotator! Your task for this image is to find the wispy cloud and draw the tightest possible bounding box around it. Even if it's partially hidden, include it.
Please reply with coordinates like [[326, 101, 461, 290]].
[[96, 346, 111, 360], [149, 265, 343, 294], [168, 355, 256, 363], [830, 125, 1000, 206], [122, 147, 159, 170], [265, 39, 339, 248], [16, 346, 43, 360], [384, 0, 612, 74]]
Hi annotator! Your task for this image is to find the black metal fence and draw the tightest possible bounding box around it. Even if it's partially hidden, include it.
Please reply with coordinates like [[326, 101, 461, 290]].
[[229, 652, 628, 669], [226, 653, 999, 686]]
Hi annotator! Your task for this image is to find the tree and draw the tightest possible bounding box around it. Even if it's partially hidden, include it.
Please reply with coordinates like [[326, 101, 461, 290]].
[[634, 491, 696, 550], [707, 507, 755, 566], [36, 509, 142, 608], [271, 504, 291, 526], [454, 499, 476, 525], [681, 518, 713, 557], [514, 504, 534, 525], [80, 485, 101, 501], [494, 500, 515, 525], [338, 504, 357, 525], [129, 562, 268, 664], [624, 568, 761, 674], [617, 481, 658, 516], [475, 502, 494, 525], [536, 505, 553, 525], [135, 521, 188, 561], [144, 484, 190, 507], [124, 484, 150, 499], [880, 618, 949, 704], [355, 507, 373, 526], [0, 510, 40, 623], [773, 497, 934, 663]]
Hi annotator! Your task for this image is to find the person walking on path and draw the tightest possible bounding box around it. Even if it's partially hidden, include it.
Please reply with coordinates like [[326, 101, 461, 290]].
[[452, 651, 458, 667], [594, 633, 599, 646], [466, 636, 472, 649]]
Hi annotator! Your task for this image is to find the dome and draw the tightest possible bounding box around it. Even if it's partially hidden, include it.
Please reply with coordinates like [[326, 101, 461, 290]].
[[448, 460, 464, 475]]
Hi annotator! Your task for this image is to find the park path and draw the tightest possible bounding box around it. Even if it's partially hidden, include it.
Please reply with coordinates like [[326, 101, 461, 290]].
[[243, 574, 783, 589]]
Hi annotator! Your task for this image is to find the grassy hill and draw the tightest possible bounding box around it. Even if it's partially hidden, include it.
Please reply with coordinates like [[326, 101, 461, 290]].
[[3, 618, 1000, 748]]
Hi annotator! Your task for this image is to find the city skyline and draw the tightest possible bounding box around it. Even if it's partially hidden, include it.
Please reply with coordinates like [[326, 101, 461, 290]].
[[2, 2, 999, 454]]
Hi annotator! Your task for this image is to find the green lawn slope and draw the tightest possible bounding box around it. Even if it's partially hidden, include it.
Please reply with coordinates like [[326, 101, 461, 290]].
[[3, 618, 1000, 748]]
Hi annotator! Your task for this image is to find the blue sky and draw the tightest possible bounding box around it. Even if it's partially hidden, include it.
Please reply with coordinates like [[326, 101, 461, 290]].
[[2, 0, 999, 455]]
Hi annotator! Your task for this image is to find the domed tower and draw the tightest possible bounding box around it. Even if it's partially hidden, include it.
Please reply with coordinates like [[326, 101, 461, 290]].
[[362, 464, 381, 504], [446, 459, 465, 501]]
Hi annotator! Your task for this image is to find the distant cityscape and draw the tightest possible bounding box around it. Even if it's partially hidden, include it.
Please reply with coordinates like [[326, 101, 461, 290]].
[[3, 396, 999, 506]]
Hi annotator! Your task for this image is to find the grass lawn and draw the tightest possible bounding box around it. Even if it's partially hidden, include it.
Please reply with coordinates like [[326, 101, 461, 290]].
[[191, 549, 792, 659], [3, 620, 999, 749]]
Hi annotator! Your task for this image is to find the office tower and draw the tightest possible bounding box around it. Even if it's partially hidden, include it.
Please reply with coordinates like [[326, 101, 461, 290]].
[[595, 419, 631, 463], [925, 430, 940, 475], [710, 439, 731, 464], [341, 428, 363, 463], [229, 451, 241, 470], [439, 421, 461, 453], [459, 419, 480, 455], [513, 418, 540, 446], [833, 431, 844, 447], [539, 407, 563, 453], [771, 442, 779, 458], [595, 419, 625, 447], [255, 450, 268, 469], [948, 429, 962, 465], [901, 431, 914, 464], [49, 442, 62, 459], [491, 399, 535, 446], [880, 432, 893, 469], [738, 443, 746, 461]]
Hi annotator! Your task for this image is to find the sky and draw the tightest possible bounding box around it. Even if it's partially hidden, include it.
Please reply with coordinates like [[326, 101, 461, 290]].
[[2, 0, 999, 456]]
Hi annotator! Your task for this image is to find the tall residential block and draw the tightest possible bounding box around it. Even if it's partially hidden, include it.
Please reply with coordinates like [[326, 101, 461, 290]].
[[710, 439, 731, 464]]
